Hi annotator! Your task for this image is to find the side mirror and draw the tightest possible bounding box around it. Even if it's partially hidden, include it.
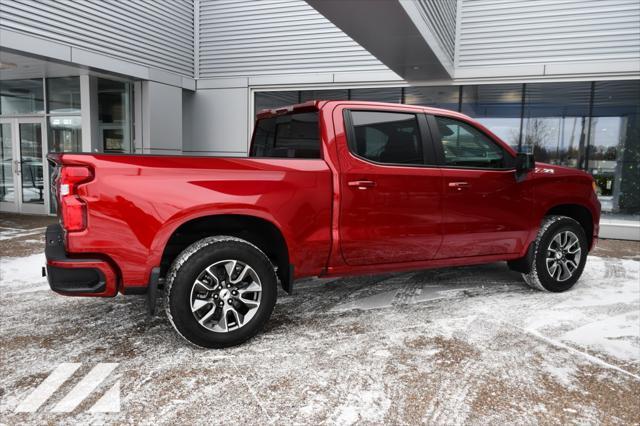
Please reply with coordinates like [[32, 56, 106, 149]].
[[515, 152, 535, 181], [516, 152, 535, 172]]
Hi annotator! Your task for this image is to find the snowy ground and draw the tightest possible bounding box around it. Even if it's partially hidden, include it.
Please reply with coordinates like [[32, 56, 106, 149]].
[[0, 225, 639, 424]]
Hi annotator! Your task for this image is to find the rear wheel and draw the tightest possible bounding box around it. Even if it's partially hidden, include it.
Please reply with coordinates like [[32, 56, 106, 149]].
[[522, 215, 588, 292], [165, 236, 277, 348]]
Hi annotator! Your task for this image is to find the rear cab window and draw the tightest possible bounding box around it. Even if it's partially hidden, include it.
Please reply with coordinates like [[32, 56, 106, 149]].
[[250, 112, 320, 159]]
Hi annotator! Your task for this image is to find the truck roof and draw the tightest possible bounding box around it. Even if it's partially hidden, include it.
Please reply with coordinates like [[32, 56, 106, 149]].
[[255, 100, 469, 120]]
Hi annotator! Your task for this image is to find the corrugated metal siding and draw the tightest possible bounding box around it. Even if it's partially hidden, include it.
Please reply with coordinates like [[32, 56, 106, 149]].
[[198, 0, 389, 78], [0, 0, 194, 76], [457, 0, 640, 68], [415, 0, 457, 63]]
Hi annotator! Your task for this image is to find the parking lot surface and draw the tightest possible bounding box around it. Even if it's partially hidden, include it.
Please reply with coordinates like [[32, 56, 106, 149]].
[[1, 214, 639, 425]]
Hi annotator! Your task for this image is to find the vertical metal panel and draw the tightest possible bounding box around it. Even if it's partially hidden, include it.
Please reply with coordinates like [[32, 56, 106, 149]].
[[458, 0, 640, 69], [198, 0, 389, 78], [415, 0, 457, 63], [0, 0, 194, 76]]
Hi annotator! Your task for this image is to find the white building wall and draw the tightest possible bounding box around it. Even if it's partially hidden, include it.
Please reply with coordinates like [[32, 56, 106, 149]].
[[185, 88, 249, 156], [0, 0, 194, 77], [141, 82, 183, 155], [414, 0, 457, 63], [456, 0, 640, 79], [197, 0, 391, 79]]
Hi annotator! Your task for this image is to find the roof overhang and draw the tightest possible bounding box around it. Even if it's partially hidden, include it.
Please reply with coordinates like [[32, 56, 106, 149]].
[[306, 0, 454, 82]]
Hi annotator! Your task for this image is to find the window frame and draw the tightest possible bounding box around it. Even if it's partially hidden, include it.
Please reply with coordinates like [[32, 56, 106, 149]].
[[343, 109, 438, 168], [426, 114, 516, 170]]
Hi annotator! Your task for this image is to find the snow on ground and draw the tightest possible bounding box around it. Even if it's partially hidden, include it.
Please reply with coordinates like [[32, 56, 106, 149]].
[[0, 253, 48, 293], [0, 226, 46, 242], [1, 252, 639, 425]]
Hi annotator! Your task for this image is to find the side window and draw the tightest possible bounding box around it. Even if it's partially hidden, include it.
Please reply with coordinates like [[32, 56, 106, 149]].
[[435, 116, 506, 169], [349, 111, 423, 165], [250, 112, 320, 159]]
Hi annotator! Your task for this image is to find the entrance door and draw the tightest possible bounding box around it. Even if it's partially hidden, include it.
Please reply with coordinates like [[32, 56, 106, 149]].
[[0, 117, 48, 214]]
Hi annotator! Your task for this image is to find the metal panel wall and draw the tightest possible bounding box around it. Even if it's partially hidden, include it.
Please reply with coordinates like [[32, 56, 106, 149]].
[[457, 0, 640, 69], [0, 0, 194, 76], [198, 0, 389, 79], [414, 0, 457, 63]]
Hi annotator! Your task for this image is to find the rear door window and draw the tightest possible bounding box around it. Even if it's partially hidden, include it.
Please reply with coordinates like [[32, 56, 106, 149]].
[[347, 111, 424, 165], [250, 112, 320, 159]]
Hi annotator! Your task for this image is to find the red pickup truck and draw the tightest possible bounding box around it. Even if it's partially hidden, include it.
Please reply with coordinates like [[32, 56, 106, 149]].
[[46, 100, 600, 348]]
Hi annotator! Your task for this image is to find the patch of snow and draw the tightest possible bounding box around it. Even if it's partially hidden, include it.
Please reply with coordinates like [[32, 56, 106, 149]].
[[332, 388, 391, 425], [0, 226, 46, 241], [0, 253, 47, 292], [545, 364, 576, 387], [561, 312, 640, 362], [522, 257, 640, 363]]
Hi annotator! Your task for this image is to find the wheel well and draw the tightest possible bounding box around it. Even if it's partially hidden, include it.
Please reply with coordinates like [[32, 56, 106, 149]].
[[160, 215, 291, 292], [545, 204, 594, 247]]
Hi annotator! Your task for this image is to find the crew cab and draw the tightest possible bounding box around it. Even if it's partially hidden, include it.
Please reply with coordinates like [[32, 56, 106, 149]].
[[45, 101, 600, 348]]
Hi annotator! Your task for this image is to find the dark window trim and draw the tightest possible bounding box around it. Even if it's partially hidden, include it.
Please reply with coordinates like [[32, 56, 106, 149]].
[[583, 81, 596, 171], [427, 114, 517, 171], [343, 109, 439, 169], [518, 83, 526, 151]]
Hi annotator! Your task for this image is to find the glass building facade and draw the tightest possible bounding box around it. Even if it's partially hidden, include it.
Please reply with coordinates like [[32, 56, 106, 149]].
[[255, 80, 640, 217], [0, 76, 133, 214]]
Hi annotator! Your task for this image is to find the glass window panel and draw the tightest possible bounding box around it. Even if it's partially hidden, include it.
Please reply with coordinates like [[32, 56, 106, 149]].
[[0, 123, 14, 202], [404, 86, 459, 111], [250, 112, 320, 159], [300, 89, 348, 102], [255, 91, 299, 117], [349, 111, 423, 165], [49, 116, 82, 152], [461, 84, 523, 149], [589, 80, 640, 216], [434, 116, 506, 169], [0, 79, 44, 115], [19, 122, 44, 204], [523, 82, 591, 168], [47, 77, 81, 113], [350, 88, 402, 103], [98, 78, 132, 153]]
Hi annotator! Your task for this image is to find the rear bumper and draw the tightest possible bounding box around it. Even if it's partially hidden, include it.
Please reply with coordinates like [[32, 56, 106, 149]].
[[45, 224, 118, 297]]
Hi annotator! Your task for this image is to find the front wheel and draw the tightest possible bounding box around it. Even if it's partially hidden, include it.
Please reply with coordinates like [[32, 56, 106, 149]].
[[522, 215, 589, 292], [165, 236, 277, 348]]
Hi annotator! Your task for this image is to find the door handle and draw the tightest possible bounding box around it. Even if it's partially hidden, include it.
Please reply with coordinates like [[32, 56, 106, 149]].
[[348, 180, 376, 190], [448, 181, 469, 190]]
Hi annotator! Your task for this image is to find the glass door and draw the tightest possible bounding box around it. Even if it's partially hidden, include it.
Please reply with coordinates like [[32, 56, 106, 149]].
[[0, 120, 15, 210], [0, 117, 48, 214]]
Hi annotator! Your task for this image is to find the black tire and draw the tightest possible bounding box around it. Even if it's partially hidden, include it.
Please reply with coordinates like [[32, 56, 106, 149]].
[[165, 236, 277, 348], [522, 215, 589, 292]]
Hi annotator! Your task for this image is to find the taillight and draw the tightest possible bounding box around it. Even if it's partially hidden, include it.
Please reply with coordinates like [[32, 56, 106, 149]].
[[59, 166, 93, 232]]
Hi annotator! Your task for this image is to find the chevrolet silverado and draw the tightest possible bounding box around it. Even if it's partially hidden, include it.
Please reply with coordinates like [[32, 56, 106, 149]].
[[45, 101, 600, 348]]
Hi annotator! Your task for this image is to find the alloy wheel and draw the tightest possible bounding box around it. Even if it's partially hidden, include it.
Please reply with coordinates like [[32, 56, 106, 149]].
[[189, 259, 262, 333], [545, 230, 582, 282]]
